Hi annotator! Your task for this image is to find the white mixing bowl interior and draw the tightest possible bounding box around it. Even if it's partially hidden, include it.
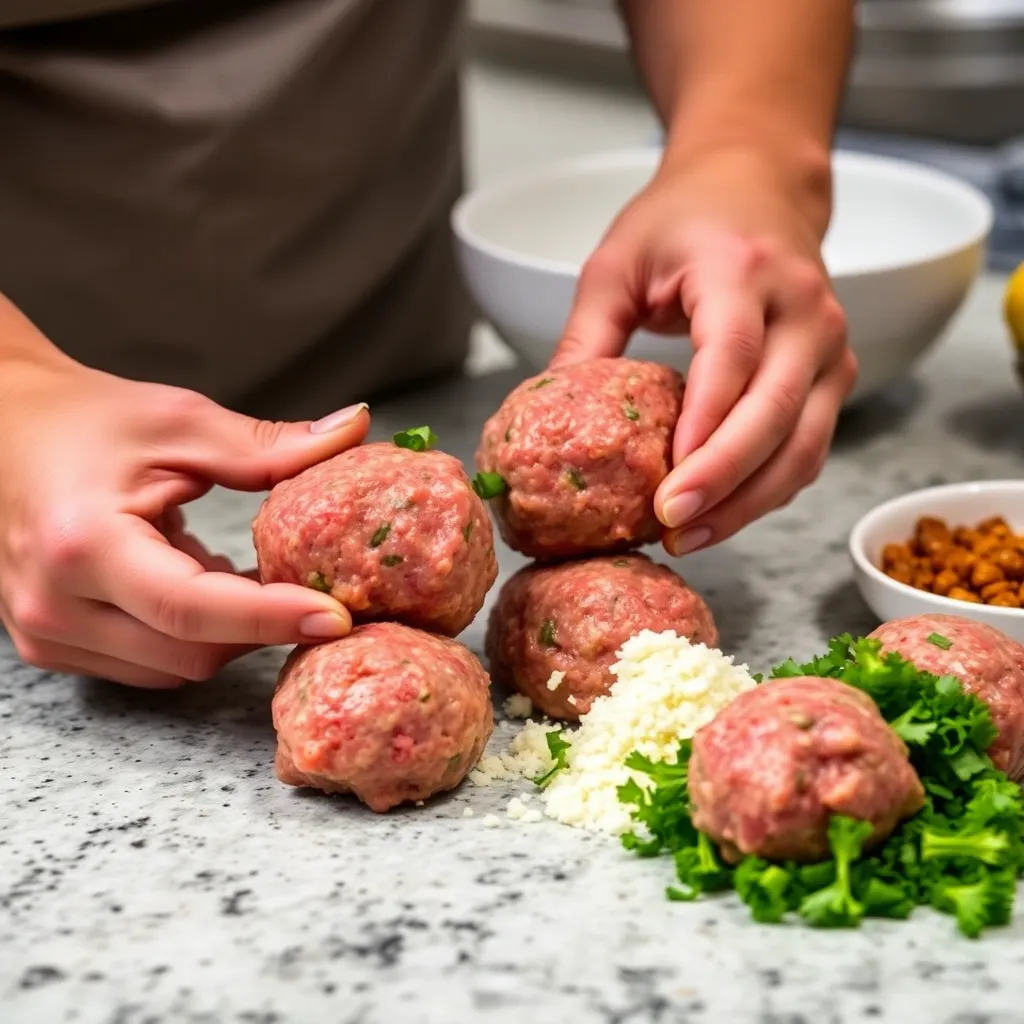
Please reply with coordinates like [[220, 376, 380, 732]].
[[452, 148, 992, 401], [457, 148, 990, 280]]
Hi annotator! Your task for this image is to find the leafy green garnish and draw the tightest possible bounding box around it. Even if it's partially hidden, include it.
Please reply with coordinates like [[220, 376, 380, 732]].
[[393, 426, 438, 451], [932, 870, 1016, 938], [538, 619, 559, 649], [617, 634, 1024, 939], [533, 731, 571, 789], [369, 523, 391, 548], [566, 469, 587, 492], [797, 817, 872, 928], [928, 632, 953, 650], [307, 572, 331, 594], [472, 472, 507, 500]]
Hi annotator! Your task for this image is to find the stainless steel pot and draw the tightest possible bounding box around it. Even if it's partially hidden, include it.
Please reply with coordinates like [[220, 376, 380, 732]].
[[846, 0, 1024, 144]]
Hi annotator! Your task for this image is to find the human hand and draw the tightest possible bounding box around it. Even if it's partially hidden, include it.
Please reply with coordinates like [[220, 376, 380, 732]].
[[551, 146, 856, 555], [0, 347, 369, 688]]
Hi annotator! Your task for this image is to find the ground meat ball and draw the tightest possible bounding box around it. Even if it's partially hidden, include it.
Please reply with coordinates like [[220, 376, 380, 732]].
[[689, 677, 924, 863], [272, 623, 494, 812], [475, 358, 683, 558], [869, 613, 1024, 781], [485, 554, 717, 720], [253, 442, 497, 636]]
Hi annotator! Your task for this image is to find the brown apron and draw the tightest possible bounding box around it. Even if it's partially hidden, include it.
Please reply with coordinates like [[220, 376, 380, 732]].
[[0, 0, 473, 420]]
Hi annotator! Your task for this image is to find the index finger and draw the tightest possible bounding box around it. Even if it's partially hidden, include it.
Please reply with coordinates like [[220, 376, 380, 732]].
[[93, 518, 352, 646], [671, 281, 766, 464]]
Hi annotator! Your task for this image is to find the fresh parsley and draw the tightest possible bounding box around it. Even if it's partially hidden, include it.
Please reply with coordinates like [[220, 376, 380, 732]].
[[617, 635, 1024, 939], [533, 730, 571, 789], [393, 426, 438, 452], [472, 472, 507, 500]]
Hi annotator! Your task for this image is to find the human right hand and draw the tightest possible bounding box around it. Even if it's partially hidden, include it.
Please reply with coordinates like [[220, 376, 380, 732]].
[[0, 330, 369, 688]]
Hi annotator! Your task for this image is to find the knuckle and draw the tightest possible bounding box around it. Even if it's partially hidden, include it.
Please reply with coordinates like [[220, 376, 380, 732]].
[[789, 259, 828, 306], [8, 586, 59, 639], [148, 386, 213, 437], [766, 379, 805, 429], [820, 296, 848, 345], [721, 323, 763, 367], [794, 437, 830, 486], [735, 237, 773, 278], [838, 349, 860, 391], [37, 515, 95, 578], [153, 588, 204, 641], [175, 648, 224, 683], [250, 418, 289, 451], [11, 630, 59, 671]]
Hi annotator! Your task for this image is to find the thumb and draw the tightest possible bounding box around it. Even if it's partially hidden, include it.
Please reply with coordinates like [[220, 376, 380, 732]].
[[179, 400, 371, 490], [549, 249, 638, 368]]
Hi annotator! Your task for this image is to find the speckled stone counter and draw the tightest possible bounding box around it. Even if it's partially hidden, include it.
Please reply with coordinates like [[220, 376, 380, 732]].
[[4, 275, 1024, 1024]]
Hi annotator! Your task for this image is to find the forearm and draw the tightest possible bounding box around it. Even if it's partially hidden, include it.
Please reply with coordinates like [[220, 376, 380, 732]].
[[619, 0, 855, 224]]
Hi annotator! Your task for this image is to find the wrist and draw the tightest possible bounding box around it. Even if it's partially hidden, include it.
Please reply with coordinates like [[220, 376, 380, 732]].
[[660, 117, 834, 238]]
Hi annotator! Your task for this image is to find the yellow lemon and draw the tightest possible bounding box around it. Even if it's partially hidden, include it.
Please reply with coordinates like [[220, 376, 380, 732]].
[[1006, 262, 1024, 351]]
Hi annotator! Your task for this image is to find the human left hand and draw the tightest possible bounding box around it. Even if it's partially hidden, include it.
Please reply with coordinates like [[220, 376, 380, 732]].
[[550, 146, 857, 556]]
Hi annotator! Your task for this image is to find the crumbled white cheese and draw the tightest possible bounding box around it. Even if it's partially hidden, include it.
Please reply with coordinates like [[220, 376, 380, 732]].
[[542, 631, 757, 834], [462, 806, 474, 818], [546, 670, 566, 691], [502, 693, 534, 719], [506, 797, 528, 820], [469, 720, 555, 787], [522, 809, 543, 824], [567, 695, 577, 707], [481, 814, 501, 828]]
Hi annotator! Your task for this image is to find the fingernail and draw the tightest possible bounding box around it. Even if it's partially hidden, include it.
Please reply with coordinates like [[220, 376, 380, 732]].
[[310, 403, 368, 435], [668, 526, 712, 556], [662, 490, 705, 529], [299, 610, 350, 638]]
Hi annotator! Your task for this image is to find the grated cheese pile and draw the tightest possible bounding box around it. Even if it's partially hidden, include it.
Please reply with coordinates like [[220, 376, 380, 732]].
[[471, 630, 758, 834]]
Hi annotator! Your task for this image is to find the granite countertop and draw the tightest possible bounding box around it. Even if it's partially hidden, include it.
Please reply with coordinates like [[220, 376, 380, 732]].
[[4, 275, 1024, 1024]]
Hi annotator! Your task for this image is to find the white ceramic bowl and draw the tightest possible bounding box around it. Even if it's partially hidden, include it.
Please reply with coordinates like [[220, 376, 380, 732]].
[[849, 481, 1024, 642], [452, 149, 993, 404]]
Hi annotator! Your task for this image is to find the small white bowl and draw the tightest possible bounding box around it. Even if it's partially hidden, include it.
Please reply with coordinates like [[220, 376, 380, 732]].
[[452, 148, 993, 405], [849, 481, 1024, 642]]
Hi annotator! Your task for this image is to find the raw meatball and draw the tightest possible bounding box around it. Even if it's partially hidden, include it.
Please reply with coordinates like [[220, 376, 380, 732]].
[[476, 358, 683, 558], [253, 442, 497, 636], [272, 623, 494, 812], [485, 554, 717, 720], [869, 613, 1024, 780], [689, 676, 924, 863]]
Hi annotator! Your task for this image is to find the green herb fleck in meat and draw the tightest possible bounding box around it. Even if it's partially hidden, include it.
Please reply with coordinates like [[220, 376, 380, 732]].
[[472, 472, 507, 500], [393, 425, 438, 451], [927, 632, 953, 650], [307, 572, 331, 593], [447, 753, 462, 772], [463, 521, 474, 542], [612, 559, 630, 567], [538, 619, 559, 648], [419, 691, 431, 703], [529, 377, 555, 390], [504, 426, 513, 442], [369, 523, 391, 548], [566, 469, 587, 491], [381, 554, 404, 567], [533, 731, 571, 789], [624, 404, 640, 422]]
